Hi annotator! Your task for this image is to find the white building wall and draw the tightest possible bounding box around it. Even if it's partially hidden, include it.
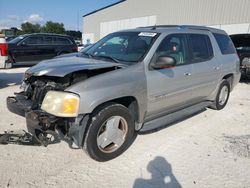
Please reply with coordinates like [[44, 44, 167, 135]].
[[83, 0, 250, 44], [209, 23, 250, 35], [82, 33, 95, 44], [100, 15, 157, 38]]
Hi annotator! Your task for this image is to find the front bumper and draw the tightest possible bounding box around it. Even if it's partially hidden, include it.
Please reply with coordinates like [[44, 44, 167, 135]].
[[7, 93, 33, 117], [7, 94, 52, 138], [0, 55, 8, 69], [6, 94, 89, 148]]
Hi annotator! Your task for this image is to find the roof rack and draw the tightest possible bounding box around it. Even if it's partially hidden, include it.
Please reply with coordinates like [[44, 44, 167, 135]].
[[138, 25, 181, 29], [137, 25, 220, 32]]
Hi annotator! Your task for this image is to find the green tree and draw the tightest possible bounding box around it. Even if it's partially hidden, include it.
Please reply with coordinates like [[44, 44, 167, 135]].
[[21, 22, 41, 34], [65, 30, 82, 40], [42, 21, 65, 34]]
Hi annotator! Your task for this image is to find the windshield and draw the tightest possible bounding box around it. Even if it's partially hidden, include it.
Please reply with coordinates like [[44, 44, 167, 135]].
[[85, 32, 158, 62], [8, 36, 24, 44]]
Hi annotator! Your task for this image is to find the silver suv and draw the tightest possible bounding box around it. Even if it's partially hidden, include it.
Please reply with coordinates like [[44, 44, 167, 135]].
[[7, 25, 241, 161]]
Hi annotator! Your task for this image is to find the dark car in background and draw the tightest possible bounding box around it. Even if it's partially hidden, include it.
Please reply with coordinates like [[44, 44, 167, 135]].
[[5, 36, 16, 42], [54, 44, 93, 59], [5, 33, 77, 68], [230, 34, 250, 77]]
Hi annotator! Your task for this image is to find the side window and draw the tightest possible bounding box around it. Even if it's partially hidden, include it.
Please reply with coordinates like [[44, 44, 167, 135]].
[[43, 36, 53, 45], [24, 36, 43, 45], [55, 37, 71, 45], [189, 34, 213, 62], [155, 34, 188, 65], [213, 33, 236, 54]]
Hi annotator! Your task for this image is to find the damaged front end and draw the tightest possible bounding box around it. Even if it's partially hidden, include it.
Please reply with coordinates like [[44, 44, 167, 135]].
[[6, 60, 121, 147]]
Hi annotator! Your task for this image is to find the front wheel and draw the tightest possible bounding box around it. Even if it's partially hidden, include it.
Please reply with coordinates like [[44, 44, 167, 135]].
[[83, 103, 136, 161], [210, 80, 230, 110]]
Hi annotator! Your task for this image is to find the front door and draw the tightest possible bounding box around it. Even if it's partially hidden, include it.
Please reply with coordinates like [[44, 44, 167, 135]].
[[14, 35, 44, 64], [146, 34, 195, 120]]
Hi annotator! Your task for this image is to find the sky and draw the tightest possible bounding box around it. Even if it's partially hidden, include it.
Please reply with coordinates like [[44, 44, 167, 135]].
[[0, 0, 120, 31]]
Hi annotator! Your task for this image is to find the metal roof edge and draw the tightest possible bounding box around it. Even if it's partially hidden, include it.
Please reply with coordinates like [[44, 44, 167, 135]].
[[82, 0, 126, 17]]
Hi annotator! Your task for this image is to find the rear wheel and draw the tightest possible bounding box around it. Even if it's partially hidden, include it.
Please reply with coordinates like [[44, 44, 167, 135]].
[[210, 80, 230, 110], [83, 103, 136, 161]]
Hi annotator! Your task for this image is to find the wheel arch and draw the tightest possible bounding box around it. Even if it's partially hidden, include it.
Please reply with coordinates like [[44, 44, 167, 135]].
[[91, 96, 140, 124], [222, 73, 234, 91]]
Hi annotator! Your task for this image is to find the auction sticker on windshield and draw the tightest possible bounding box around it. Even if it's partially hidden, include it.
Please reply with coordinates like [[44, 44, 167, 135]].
[[138, 32, 157, 37]]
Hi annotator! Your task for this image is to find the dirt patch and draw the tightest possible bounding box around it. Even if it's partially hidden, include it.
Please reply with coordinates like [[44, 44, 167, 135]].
[[224, 135, 250, 158]]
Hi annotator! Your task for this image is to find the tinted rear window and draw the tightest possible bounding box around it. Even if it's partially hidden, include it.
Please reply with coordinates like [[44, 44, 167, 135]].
[[189, 34, 213, 62], [54, 37, 71, 45], [213, 33, 236, 54]]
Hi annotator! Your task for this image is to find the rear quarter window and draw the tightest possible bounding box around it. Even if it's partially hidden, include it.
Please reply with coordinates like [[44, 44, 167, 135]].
[[213, 33, 236, 54]]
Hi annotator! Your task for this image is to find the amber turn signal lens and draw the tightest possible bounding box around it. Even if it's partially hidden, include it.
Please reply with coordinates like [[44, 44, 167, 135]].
[[61, 98, 79, 114], [41, 91, 80, 117]]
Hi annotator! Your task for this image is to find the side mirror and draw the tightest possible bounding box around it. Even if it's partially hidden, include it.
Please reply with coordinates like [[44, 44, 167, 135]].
[[151, 56, 176, 69], [19, 41, 27, 46]]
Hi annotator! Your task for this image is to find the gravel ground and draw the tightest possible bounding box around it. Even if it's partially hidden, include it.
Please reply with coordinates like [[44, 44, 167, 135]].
[[0, 68, 250, 188]]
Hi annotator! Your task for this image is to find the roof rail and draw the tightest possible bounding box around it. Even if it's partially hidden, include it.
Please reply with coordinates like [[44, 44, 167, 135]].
[[137, 25, 181, 30], [137, 25, 221, 32]]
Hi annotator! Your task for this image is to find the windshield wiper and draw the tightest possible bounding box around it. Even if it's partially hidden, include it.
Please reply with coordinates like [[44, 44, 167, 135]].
[[81, 52, 93, 59], [94, 55, 120, 63]]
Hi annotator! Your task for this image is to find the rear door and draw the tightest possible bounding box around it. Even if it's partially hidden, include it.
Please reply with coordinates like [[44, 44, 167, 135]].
[[188, 33, 221, 100], [39, 35, 56, 59], [54, 37, 74, 54], [146, 34, 195, 119]]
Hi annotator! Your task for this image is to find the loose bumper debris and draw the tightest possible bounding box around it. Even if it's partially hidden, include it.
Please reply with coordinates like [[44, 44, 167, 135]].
[[0, 129, 60, 146]]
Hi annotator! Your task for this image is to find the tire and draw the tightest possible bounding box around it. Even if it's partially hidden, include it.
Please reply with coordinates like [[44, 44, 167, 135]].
[[210, 80, 230, 110], [83, 103, 136, 162], [4, 56, 13, 69]]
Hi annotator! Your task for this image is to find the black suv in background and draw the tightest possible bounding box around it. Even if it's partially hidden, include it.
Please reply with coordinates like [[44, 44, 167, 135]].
[[230, 34, 250, 76], [6, 33, 77, 68]]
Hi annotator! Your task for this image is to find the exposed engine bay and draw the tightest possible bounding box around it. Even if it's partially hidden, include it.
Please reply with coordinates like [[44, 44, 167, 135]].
[[23, 67, 117, 105]]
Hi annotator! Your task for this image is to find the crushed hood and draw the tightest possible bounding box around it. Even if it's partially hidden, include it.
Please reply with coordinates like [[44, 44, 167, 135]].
[[25, 56, 122, 77]]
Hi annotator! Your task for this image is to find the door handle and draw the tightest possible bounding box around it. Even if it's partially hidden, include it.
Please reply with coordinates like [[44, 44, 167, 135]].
[[184, 72, 191, 76], [213, 66, 220, 71]]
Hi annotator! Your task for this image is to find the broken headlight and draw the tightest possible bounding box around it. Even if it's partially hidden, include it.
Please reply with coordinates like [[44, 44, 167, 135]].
[[41, 91, 80, 117]]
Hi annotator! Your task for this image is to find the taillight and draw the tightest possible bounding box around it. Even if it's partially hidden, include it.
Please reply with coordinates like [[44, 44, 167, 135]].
[[73, 46, 78, 52], [0, 43, 8, 56]]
